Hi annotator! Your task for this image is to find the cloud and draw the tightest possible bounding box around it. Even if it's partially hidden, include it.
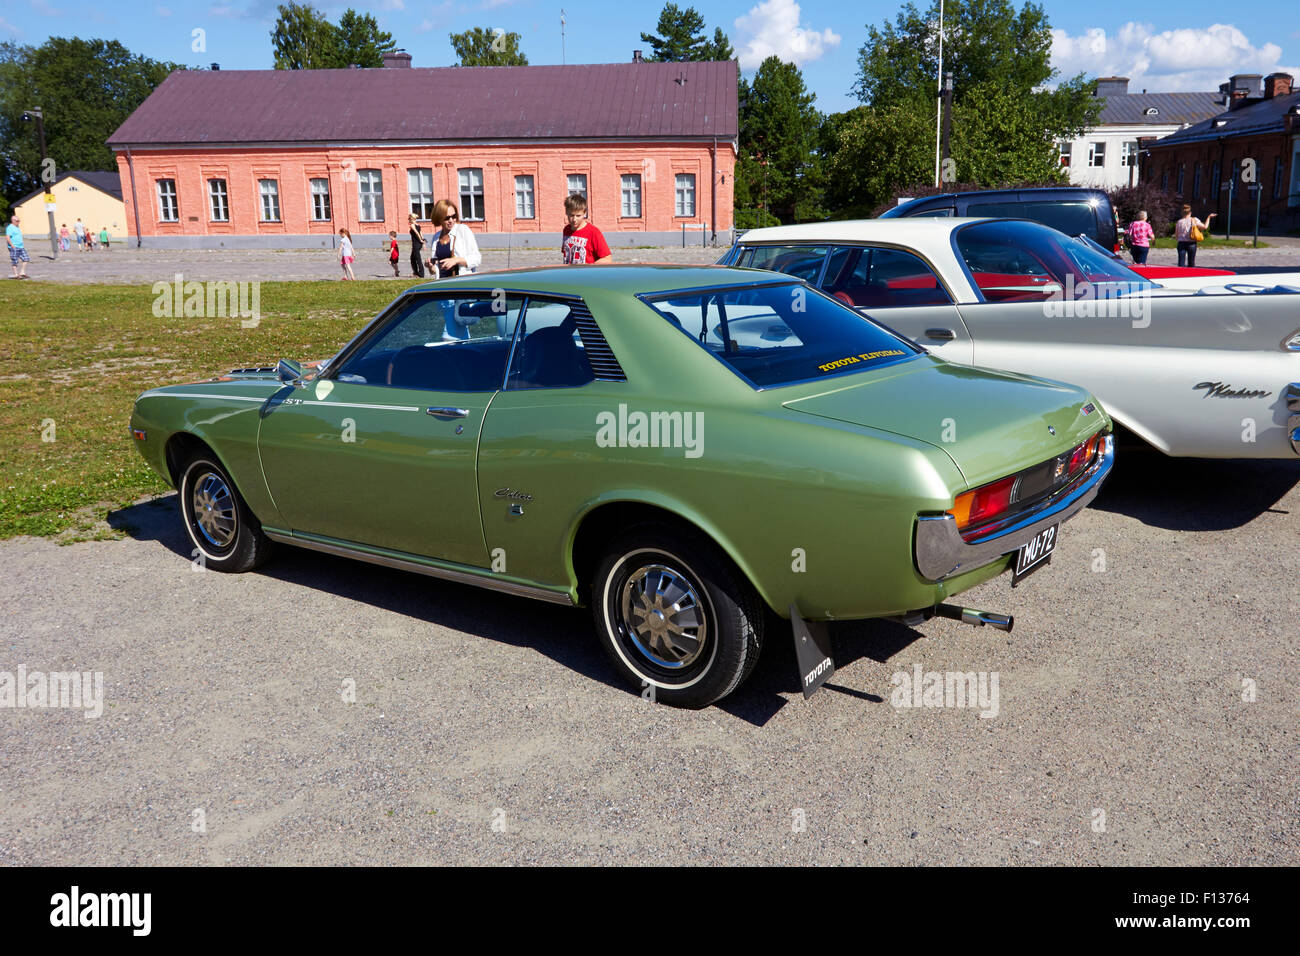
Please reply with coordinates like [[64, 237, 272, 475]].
[[155, 5, 172, 15], [734, 0, 841, 70], [1051, 22, 1300, 92], [0, 15, 20, 36]]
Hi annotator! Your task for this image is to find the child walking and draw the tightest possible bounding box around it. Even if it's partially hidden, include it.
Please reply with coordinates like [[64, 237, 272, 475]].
[[339, 228, 355, 280], [388, 231, 400, 277]]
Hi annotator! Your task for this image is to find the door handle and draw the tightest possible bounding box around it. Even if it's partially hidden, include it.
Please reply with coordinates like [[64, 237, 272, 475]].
[[924, 328, 956, 341], [427, 407, 469, 420]]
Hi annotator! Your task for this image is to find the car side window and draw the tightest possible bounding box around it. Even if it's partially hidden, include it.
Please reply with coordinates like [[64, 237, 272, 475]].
[[956, 232, 1057, 303], [505, 298, 596, 390], [741, 245, 829, 282], [333, 293, 523, 391], [909, 207, 955, 217], [820, 247, 952, 308]]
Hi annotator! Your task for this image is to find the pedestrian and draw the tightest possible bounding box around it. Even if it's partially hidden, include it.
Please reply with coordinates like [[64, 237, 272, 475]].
[[98, 226, 110, 251], [6, 214, 30, 279], [561, 193, 612, 264], [1127, 210, 1154, 265], [338, 228, 355, 280], [388, 230, 400, 277], [428, 199, 481, 278], [58, 223, 70, 252], [1174, 204, 1215, 268], [407, 214, 425, 278]]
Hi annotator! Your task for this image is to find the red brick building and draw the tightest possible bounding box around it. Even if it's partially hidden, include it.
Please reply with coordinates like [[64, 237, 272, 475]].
[[1143, 73, 1300, 231], [107, 58, 737, 249]]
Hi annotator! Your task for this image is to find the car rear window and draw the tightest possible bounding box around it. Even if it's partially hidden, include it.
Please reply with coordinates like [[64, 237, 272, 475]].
[[641, 282, 920, 389], [967, 200, 1099, 240]]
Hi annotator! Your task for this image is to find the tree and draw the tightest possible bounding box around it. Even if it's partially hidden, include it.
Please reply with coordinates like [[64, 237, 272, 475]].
[[0, 38, 182, 206], [271, 4, 395, 69], [448, 27, 529, 66], [336, 10, 396, 68], [736, 57, 822, 222], [826, 0, 1099, 216], [640, 4, 734, 62], [271, 2, 340, 70]]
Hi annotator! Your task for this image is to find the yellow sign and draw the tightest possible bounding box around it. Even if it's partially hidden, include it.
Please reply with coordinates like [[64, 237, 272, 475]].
[[43, 192, 55, 204]]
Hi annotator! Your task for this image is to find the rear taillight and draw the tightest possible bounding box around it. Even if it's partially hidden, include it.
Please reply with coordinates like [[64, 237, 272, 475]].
[[950, 474, 1017, 533]]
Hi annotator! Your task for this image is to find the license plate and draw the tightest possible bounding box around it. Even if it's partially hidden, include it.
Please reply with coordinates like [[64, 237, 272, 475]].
[[1012, 524, 1057, 586]]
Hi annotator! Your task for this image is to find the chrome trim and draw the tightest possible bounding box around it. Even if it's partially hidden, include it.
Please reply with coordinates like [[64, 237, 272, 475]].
[[427, 406, 469, 420], [262, 530, 575, 605], [277, 358, 307, 388], [914, 433, 1114, 581], [1287, 383, 1300, 455], [1282, 330, 1300, 351]]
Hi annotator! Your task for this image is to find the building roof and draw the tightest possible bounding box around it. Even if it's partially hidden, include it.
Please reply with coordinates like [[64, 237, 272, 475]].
[[1098, 91, 1222, 126], [15, 170, 122, 207], [1151, 90, 1300, 147], [108, 61, 739, 148]]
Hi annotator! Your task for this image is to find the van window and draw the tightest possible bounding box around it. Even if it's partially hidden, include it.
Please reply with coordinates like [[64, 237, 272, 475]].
[[966, 200, 1099, 240]]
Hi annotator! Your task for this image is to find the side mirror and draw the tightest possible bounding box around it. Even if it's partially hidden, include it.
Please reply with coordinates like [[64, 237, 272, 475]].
[[277, 358, 306, 387]]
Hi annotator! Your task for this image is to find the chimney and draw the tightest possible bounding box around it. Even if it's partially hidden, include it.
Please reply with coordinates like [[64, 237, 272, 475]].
[[383, 50, 412, 69], [1228, 73, 1262, 109], [1264, 72, 1294, 99], [632, 50, 643, 63], [210, 62, 220, 70], [1095, 76, 1129, 98]]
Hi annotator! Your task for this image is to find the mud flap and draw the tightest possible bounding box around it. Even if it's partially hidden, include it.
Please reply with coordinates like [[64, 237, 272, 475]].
[[790, 603, 835, 699]]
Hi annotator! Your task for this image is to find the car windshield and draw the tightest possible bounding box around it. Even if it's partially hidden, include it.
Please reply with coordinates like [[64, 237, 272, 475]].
[[956, 219, 1156, 300], [641, 282, 920, 389]]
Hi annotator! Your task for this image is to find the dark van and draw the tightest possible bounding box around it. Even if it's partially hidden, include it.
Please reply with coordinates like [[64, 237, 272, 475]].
[[879, 187, 1122, 252]]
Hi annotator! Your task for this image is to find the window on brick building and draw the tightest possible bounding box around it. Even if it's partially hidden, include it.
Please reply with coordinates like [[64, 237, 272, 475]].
[[1192, 164, 1202, 199], [208, 179, 229, 221], [408, 168, 434, 220], [674, 173, 696, 217], [1275, 157, 1286, 199], [514, 175, 535, 219], [156, 179, 178, 222], [310, 178, 331, 221], [1176, 165, 1185, 194], [358, 169, 384, 221], [458, 168, 484, 221], [620, 174, 642, 217], [1161, 169, 1169, 191], [259, 179, 281, 221], [566, 173, 587, 198]]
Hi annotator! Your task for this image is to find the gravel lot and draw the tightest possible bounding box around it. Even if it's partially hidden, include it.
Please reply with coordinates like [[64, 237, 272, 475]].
[[1, 451, 1296, 865]]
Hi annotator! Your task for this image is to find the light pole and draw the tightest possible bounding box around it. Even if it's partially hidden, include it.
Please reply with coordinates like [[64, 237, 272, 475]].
[[21, 107, 58, 260], [933, 0, 945, 188]]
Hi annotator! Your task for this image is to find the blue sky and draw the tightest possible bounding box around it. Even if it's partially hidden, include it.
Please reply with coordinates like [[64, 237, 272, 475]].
[[3, 0, 1297, 114]]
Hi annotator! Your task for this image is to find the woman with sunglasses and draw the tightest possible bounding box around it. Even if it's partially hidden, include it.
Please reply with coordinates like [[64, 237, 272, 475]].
[[428, 199, 482, 278]]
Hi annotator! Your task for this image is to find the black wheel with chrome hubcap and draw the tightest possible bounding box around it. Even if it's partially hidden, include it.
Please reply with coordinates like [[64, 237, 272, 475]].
[[178, 453, 273, 573]]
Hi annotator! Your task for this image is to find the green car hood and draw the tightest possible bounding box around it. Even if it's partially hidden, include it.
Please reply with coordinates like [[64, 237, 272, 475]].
[[782, 360, 1107, 488]]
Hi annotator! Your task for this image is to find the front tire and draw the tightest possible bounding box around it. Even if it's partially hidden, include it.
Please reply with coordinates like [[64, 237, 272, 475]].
[[591, 526, 764, 708], [178, 454, 273, 572]]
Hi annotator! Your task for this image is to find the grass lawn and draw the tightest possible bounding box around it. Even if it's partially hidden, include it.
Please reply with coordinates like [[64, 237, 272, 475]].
[[1150, 236, 1269, 249], [0, 279, 423, 540]]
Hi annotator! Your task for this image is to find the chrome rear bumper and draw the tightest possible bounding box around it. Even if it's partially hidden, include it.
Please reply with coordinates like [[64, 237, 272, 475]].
[[914, 434, 1114, 582]]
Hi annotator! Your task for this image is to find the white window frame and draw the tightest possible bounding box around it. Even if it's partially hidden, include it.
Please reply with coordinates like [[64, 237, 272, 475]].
[[566, 173, 588, 198], [358, 169, 385, 222], [674, 173, 696, 217], [1088, 142, 1106, 168], [620, 173, 642, 218], [514, 174, 535, 219], [258, 179, 281, 222], [1120, 142, 1138, 168], [309, 178, 331, 221], [408, 168, 434, 221], [1058, 142, 1072, 167], [208, 179, 228, 222], [156, 179, 178, 222], [458, 168, 484, 221]]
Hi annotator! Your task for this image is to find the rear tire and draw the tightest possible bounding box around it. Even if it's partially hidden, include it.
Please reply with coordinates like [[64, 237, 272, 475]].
[[591, 525, 764, 708], [178, 454, 273, 572]]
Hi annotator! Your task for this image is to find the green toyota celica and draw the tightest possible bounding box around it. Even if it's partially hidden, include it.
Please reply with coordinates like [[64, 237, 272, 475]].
[[130, 265, 1113, 708]]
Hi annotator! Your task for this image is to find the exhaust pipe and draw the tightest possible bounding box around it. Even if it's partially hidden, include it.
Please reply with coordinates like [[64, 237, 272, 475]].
[[931, 603, 1014, 632]]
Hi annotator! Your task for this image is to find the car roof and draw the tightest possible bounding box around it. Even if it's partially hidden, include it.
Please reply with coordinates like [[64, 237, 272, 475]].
[[406, 264, 793, 297], [883, 187, 1108, 217], [736, 217, 990, 244]]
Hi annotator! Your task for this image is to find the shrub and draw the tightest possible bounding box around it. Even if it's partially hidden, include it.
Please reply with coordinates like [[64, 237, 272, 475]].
[[1110, 183, 1181, 237], [733, 208, 782, 230]]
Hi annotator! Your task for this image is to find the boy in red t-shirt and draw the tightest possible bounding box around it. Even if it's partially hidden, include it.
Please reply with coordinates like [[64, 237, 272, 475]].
[[561, 194, 613, 265]]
